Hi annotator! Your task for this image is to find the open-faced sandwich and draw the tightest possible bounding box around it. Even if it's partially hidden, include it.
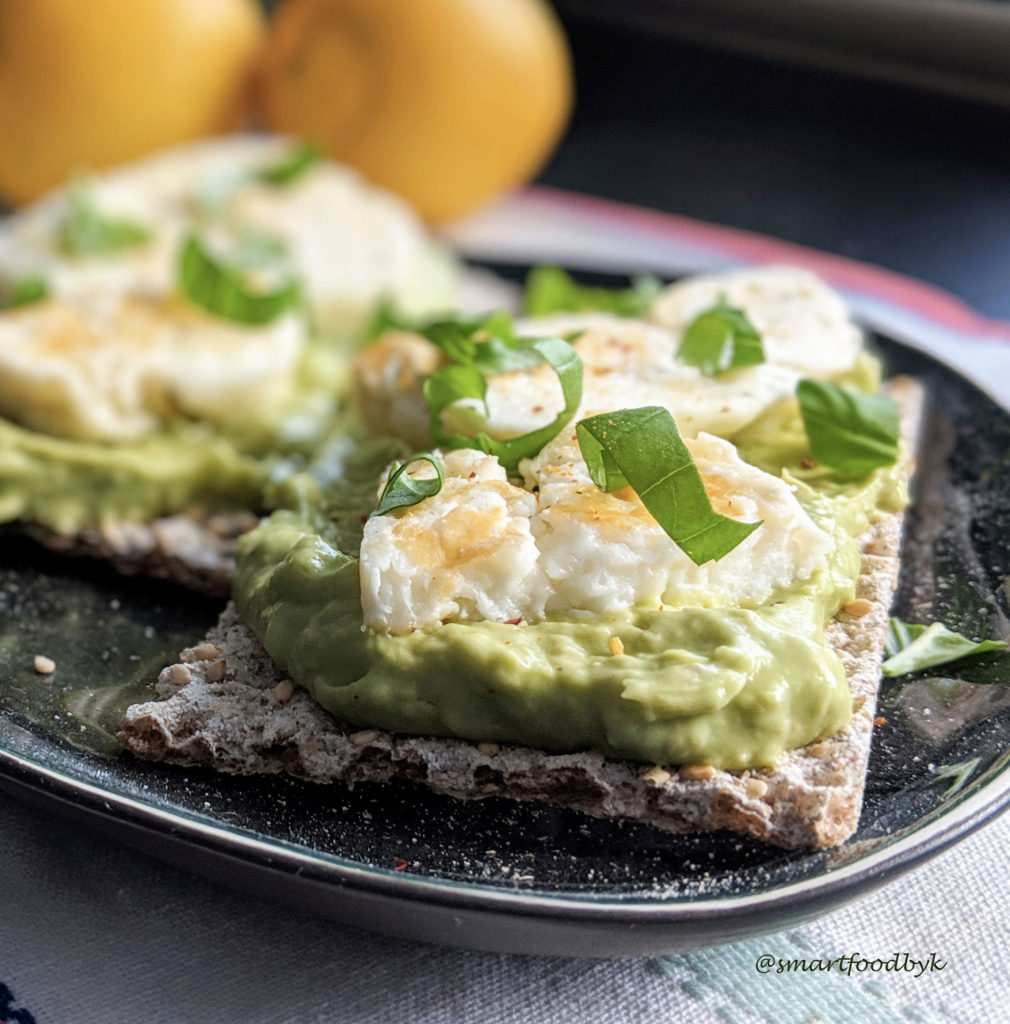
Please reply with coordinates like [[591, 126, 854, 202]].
[[120, 264, 923, 850], [0, 136, 461, 592]]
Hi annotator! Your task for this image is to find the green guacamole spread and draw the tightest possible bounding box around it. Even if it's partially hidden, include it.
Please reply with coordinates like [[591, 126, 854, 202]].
[[232, 381, 908, 770], [0, 341, 349, 533]]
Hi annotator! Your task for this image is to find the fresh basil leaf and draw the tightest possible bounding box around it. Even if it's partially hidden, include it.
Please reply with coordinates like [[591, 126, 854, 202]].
[[370, 454, 444, 517], [489, 337, 582, 468], [930, 757, 981, 799], [882, 618, 1007, 677], [676, 296, 764, 375], [416, 312, 546, 374], [3, 276, 49, 309], [362, 296, 411, 343], [178, 234, 301, 325], [60, 180, 151, 258], [576, 406, 761, 564], [523, 265, 662, 317], [797, 379, 899, 477], [424, 336, 583, 471], [256, 141, 321, 185], [421, 318, 485, 364], [424, 363, 489, 439]]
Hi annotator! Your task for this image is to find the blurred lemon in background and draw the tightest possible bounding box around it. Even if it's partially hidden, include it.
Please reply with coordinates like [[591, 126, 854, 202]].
[[257, 0, 574, 222], [0, 0, 264, 205]]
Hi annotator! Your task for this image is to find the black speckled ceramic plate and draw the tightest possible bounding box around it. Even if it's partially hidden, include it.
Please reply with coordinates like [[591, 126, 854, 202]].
[[1, 270, 1009, 957]]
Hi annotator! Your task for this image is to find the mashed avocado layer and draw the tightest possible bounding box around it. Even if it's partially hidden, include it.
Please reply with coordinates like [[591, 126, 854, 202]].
[[0, 341, 350, 534], [232, 400, 907, 770]]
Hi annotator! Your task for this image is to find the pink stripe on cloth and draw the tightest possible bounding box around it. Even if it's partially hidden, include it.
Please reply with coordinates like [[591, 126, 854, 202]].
[[523, 186, 1010, 344]]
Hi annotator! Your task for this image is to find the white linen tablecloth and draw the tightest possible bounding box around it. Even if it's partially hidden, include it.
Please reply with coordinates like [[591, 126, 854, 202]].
[[1, 794, 1007, 1023]]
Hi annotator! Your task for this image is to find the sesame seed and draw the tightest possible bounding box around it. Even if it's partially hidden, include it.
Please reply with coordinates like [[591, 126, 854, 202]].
[[203, 659, 226, 683], [166, 664, 192, 686], [609, 636, 625, 656], [274, 680, 294, 703], [33, 655, 56, 675], [182, 642, 220, 663]]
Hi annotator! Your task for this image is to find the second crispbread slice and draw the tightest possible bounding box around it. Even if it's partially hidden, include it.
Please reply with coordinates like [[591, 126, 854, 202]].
[[25, 511, 256, 597], [119, 378, 923, 851]]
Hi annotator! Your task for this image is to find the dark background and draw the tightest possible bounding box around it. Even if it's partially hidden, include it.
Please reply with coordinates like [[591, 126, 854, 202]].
[[539, 14, 1010, 320]]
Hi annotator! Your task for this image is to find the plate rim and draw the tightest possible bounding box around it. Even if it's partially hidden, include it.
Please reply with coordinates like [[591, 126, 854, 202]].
[[2, 290, 1009, 954]]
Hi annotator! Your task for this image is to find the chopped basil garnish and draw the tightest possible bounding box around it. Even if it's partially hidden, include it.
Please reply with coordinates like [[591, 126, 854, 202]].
[[930, 757, 981, 799], [676, 295, 764, 376], [2, 276, 49, 309], [362, 296, 409, 343], [370, 454, 445, 517], [60, 180, 151, 258], [192, 141, 322, 214], [419, 311, 546, 374], [424, 335, 583, 471], [256, 141, 321, 185], [882, 618, 1007, 677], [576, 406, 761, 564], [523, 265, 661, 317], [797, 379, 899, 477], [178, 233, 301, 325]]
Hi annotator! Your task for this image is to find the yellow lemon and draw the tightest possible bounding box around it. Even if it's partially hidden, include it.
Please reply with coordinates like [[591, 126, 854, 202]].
[[0, 0, 264, 204], [257, 0, 574, 222]]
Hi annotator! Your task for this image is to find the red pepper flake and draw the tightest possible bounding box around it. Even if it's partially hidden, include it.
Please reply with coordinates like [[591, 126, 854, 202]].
[[874, 716, 887, 727], [800, 457, 816, 470], [504, 617, 522, 626], [393, 857, 408, 871]]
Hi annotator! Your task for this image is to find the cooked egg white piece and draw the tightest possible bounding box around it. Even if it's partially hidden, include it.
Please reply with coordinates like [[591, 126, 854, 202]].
[[0, 136, 458, 340], [360, 431, 832, 634], [648, 264, 863, 378], [523, 425, 832, 616], [0, 292, 304, 442], [361, 449, 550, 634], [355, 313, 815, 449]]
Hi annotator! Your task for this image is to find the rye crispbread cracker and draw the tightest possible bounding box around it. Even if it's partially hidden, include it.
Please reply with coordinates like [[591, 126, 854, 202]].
[[26, 511, 256, 597], [119, 379, 922, 850]]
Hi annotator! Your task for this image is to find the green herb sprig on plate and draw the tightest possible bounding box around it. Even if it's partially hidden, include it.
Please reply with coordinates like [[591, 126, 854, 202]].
[[882, 617, 1008, 678]]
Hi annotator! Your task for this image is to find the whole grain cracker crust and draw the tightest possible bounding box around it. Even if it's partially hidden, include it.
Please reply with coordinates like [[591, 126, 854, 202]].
[[119, 379, 923, 850], [25, 511, 256, 596]]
